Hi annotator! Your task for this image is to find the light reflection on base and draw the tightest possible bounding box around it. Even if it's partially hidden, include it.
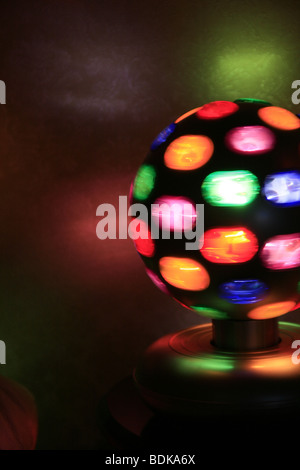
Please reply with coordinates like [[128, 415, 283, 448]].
[[134, 322, 300, 416]]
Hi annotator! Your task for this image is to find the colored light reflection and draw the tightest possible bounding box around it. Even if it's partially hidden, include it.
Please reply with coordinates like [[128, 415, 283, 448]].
[[258, 106, 300, 130], [152, 196, 196, 231], [250, 357, 297, 376], [196, 101, 238, 120], [128, 180, 134, 205], [133, 164, 156, 200], [190, 306, 229, 319], [159, 257, 210, 291], [291, 302, 300, 311], [219, 279, 268, 304], [131, 220, 155, 257], [225, 126, 275, 154], [234, 98, 272, 105], [262, 171, 300, 206], [201, 170, 260, 206], [150, 123, 176, 150], [248, 301, 296, 319], [261, 234, 300, 270], [175, 356, 235, 373], [200, 227, 258, 263], [145, 268, 169, 294], [164, 135, 214, 170], [175, 107, 202, 124]]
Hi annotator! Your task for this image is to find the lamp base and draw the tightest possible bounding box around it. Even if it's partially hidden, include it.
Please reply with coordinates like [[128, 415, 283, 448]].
[[134, 322, 300, 416], [101, 375, 300, 449]]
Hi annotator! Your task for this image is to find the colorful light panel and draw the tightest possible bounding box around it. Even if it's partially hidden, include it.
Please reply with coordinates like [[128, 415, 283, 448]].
[[145, 268, 169, 294], [258, 106, 300, 130], [159, 257, 210, 291], [291, 302, 300, 311], [248, 301, 296, 319], [133, 164, 156, 200], [164, 135, 214, 170], [262, 171, 300, 206], [225, 125, 275, 154], [150, 123, 176, 150], [190, 306, 229, 319], [152, 196, 196, 231], [261, 234, 300, 270], [196, 101, 238, 120], [132, 220, 155, 257], [175, 107, 202, 124], [128, 180, 134, 205], [201, 170, 260, 206], [219, 279, 268, 304], [200, 227, 258, 263], [234, 98, 272, 105]]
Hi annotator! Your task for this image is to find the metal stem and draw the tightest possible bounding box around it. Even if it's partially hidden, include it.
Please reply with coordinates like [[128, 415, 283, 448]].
[[212, 318, 279, 351]]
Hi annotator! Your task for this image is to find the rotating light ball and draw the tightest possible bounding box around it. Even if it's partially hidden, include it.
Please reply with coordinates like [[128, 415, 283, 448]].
[[131, 99, 300, 321]]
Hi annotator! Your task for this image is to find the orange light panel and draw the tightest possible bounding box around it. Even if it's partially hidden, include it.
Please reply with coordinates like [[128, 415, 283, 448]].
[[175, 107, 202, 124], [248, 301, 296, 319], [159, 257, 210, 291], [164, 135, 214, 170], [196, 101, 239, 120], [258, 106, 300, 130], [200, 227, 258, 263]]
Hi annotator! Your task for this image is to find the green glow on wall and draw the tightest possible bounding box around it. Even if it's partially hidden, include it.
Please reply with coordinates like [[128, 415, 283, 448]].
[[176, 1, 300, 112], [214, 50, 281, 97]]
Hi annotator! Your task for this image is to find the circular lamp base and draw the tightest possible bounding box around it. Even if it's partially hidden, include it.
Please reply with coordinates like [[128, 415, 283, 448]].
[[134, 322, 300, 416]]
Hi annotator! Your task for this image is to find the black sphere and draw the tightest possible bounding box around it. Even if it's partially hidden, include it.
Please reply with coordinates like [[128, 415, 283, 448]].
[[131, 99, 300, 321]]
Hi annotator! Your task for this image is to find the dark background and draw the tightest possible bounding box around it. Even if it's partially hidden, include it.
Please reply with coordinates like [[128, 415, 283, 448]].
[[0, 0, 299, 449]]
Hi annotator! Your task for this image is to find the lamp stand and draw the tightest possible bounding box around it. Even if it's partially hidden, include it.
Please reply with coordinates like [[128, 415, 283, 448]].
[[100, 320, 300, 449], [134, 320, 300, 416]]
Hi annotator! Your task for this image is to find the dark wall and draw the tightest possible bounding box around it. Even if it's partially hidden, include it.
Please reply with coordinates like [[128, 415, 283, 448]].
[[0, 0, 299, 449]]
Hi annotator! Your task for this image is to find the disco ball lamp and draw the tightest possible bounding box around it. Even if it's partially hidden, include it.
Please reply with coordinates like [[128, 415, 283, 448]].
[[130, 99, 300, 415]]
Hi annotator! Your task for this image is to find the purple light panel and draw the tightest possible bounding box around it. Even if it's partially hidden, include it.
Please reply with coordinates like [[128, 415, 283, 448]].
[[152, 196, 197, 232], [225, 125, 276, 155], [261, 233, 300, 270]]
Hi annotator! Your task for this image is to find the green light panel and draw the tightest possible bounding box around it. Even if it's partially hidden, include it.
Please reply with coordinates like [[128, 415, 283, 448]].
[[234, 98, 272, 105], [190, 306, 229, 319], [133, 164, 156, 200], [201, 170, 260, 206]]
